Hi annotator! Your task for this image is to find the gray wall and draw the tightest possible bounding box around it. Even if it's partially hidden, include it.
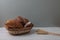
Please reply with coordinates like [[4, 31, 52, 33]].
[[0, 0, 60, 27]]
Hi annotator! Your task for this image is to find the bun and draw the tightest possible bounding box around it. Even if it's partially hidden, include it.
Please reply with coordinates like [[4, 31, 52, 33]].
[[5, 16, 33, 35], [16, 16, 24, 23], [23, 18, 29, 24]]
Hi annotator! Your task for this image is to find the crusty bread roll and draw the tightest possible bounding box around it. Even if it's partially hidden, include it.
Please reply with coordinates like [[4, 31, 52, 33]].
[[5, 16, 33, 35], [16, 16, 24, 23], [23, 18, 29, 24]]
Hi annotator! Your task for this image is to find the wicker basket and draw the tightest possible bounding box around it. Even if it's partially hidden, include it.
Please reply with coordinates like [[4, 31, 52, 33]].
[[5, 16, 33, 35], [8, 27, 32, 35]]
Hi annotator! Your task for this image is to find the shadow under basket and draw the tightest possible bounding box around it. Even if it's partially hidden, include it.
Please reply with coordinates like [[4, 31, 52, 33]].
[[8, 27, 32, 35]]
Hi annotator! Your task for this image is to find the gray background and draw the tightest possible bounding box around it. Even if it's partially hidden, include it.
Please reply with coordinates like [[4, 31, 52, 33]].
[[0, 0, 60, 27]]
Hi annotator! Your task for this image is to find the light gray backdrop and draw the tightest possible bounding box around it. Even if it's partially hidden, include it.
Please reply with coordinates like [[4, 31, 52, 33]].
[[0, 0, 60, 27]]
